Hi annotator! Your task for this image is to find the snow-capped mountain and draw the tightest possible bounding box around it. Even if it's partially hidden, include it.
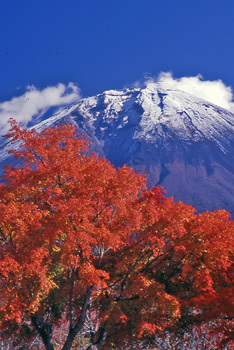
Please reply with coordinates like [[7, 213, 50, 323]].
[[1, 81, 234, 217]]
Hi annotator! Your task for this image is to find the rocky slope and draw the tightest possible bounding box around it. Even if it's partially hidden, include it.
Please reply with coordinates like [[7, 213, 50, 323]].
[[1, 81, 234, 216]]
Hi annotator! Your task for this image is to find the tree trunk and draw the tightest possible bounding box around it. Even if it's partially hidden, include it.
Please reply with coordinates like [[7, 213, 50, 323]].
[[62, 285, 94, 350], [86, 327, 107, 350], [31, 312, 54, 350], [32, 285, 94, 350]]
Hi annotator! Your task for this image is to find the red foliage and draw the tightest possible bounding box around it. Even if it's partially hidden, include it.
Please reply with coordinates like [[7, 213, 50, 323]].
[[0, 119, 233, 350]]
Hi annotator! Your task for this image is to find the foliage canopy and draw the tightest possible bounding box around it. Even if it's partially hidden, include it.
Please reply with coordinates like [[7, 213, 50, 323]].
[[0, 119, 233, 349]]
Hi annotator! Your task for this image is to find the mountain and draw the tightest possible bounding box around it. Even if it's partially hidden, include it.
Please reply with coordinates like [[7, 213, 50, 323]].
[[1, 81, 234, 217]]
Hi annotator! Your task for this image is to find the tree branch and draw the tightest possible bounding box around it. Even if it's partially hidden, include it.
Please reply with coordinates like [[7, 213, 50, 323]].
[[87, 326, 107, 350], [69, 267, 77, 330], [62, 285, 94, 350], [31, 312, 54, 350]]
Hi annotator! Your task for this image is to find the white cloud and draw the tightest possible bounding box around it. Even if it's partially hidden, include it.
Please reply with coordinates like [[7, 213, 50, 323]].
[[146, 72, 234, 111], [0, 83, 81, 133]]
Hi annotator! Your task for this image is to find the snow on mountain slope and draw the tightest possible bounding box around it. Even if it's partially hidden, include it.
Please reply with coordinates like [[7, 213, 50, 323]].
[[1, 81, 234, 216]]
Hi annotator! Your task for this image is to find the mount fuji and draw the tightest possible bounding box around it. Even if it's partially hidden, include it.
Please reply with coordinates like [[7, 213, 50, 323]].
[[1, 81, 234, 217]]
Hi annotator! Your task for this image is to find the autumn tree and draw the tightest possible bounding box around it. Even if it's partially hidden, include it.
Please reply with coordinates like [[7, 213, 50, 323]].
[[0, 119, 233, 350]]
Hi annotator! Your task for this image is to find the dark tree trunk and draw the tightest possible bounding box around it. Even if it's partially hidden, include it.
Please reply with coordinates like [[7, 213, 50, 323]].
[[86, 327, 107, 350], [31, 312, 54, 350], [32, 285, 94, 350], [62, 285, 94, 350]]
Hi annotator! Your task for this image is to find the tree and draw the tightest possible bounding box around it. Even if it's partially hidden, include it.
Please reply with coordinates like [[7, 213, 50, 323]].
[[0, 119, 233, 350]]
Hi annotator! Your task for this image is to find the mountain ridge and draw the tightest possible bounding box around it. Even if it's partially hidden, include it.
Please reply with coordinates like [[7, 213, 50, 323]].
[[1, 82, 234, 216]]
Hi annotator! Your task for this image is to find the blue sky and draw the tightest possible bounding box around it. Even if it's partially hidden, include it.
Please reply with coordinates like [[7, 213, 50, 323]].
[[0, 0, 234, 127]]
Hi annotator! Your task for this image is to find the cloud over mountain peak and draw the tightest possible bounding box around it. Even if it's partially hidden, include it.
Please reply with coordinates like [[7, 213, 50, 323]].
[[150, 72, 234, 111]]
